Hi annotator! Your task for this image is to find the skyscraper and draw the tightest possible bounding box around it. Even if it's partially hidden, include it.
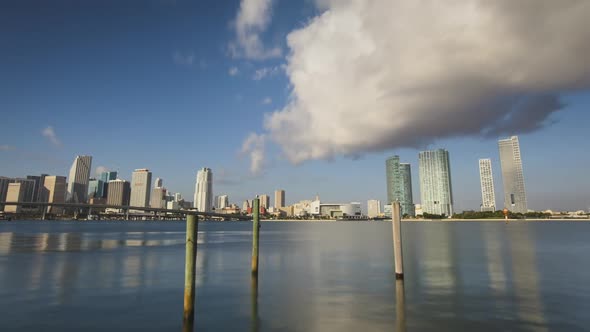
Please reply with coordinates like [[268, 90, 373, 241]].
[[498, 136, 527, 213], [88, 178, 104, 198], [194, 168, 213, 212], [154, 177, 163, 188], [130, 169, 152, 208], [274, 190, 285, 208], [479, 159, 496, 211], [26, 174, 47, 203], [259, 194, 270, 209], [4, 183, 23, 213], [367, 199, 381, 218], [150, 187, 167, 209], [43, 176, 66, 214], [99, 171, 117, 198], [217, 195, 229, 209], [107, 179, 131, 206], [67, 155, 92, 203], [419, 149, 453, 216], [385, 156, 415, 216]]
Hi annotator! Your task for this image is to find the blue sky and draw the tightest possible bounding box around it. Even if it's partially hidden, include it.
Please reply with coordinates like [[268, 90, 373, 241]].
[[1, 0, 589, 212]]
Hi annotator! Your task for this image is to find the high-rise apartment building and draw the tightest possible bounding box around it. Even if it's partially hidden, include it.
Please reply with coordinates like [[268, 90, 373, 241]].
[[498, 136, 527, 213], [419, 149, 454, 216], [259, 194, 270, 209], [274, 190, 285, 208], [107, 179, 131, 206], [43, 176, 66, 214], [479, 159, 496, 211], [217, 195, 229, 209], [130, 169, 152, 208], [194, 168, 213, 212], [367, 199, 381, 218], [67, 155, 92, 203], [386, 156, 415, 216], [154, 177, 163, 188]]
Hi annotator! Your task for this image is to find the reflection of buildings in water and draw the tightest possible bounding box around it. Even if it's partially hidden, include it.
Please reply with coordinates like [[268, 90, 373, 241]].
[[0, 232, 13, 254], [508, 226, 548, 331], [420, 224, 456, 293], [482, 224, 507, 294], [395, 280, 407, 332]]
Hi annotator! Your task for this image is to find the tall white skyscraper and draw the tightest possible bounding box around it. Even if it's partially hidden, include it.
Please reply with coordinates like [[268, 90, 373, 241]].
[[498, 136, 527, 213], [130, 169, 152, 208], [67, 155, 92, 203], [217, 195, 229, 209], [419, 149, 453, 216], [194, 168, 213, 212], [367, 199, 381, 218], [479, 159, 496, 211], [154, 177, 163, 188]]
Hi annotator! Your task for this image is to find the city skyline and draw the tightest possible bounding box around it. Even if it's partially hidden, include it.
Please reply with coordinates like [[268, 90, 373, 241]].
[[1, 1, 589, 212]]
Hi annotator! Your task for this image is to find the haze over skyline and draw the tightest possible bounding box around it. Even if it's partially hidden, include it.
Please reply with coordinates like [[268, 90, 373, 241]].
[[1, 0, 589, 211]]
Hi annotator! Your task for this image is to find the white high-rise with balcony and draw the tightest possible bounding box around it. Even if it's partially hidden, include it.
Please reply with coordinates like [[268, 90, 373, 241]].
[[479, 159, 496, 211], [67, 155, 92, 203], [194, 168, 213, 212], [130, 169, 152, 208], [498, 136, 527, 213], [419, 149, 453, 217]]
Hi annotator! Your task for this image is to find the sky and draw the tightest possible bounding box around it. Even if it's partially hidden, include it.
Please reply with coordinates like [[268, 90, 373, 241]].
[[1, 0, 589, 212]]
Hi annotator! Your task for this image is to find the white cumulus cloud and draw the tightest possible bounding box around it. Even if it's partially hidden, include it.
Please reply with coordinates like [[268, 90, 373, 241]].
[[42, 126, 61, 147], [241, 133, 266, 175], [229, 66, 240, 76], [254, 0, 590, 164], [230, 0, 282, 60], [253, 65, 284, 80]]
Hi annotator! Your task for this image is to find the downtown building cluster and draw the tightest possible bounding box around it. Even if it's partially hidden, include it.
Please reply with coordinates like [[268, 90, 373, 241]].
[[374, 135, 529, 218]]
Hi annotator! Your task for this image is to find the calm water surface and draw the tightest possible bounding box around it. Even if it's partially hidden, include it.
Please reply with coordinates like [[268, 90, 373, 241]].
[[0, 221, 588, 331]]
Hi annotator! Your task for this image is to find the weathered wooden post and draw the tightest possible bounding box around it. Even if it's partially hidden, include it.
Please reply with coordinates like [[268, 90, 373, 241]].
[[395, 279, 406, 332], [392, 201, 404, 279], [250, 276, 259, 332], [251, 198, 260, 277], [182, 214, 198, 332]]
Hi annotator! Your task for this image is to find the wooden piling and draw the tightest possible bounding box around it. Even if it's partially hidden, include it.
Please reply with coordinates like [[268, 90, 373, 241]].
[[182, 214, 198, 332], [395, 279, 406, 332], [392, 201, 404, 280], [250, 276, 259, 332], [251, 198, 260, 277]]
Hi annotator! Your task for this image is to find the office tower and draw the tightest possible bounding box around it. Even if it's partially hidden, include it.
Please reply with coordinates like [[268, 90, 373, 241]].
[[4, 183, 24, 213], [386, 156, 415, 217], [274, 190, 285, 208], [0, 177, 11, 210], [242, 200, 250, 212], [259, 194, 270, 209], [193, 168, 213, 212], [8, 178, 36, 203], [67, 155, 92, 203], [107, 179, 131, 206], [419, 149, 454, 216], [130, 169, 152, 208], [43, 176, 67, 214], [150, 187, 167, 209], [99, 171, 117, 198], [479, 159, 496, 212], [217, 195, 229, 209], [498, 136, 527, 213], [88, 179, 105, 198], [174, 193, 182, 202], [367, 199, 381, 218], [26, 174, 48, 203], [154, 177, 162, 188]]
